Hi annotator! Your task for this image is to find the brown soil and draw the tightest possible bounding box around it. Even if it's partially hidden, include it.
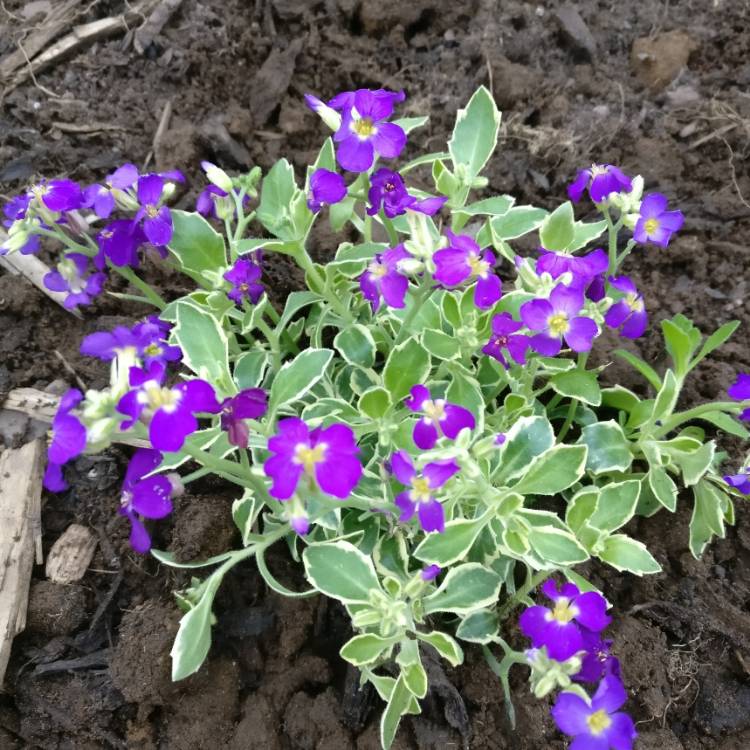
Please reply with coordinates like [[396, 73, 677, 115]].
[[1, 0, 750, 748]]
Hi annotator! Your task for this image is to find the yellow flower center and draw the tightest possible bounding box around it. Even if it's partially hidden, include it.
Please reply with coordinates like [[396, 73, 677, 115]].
[[467, 252, 490, 278], [549, 597, 578, 624], [625, 292, 643, 312], [548, 312, 570, 336], [31, 185, 48, 198], [353, 117, 376, 138], [422, 399, 446, 425], [142, 382, 180, 412], [368, 261, 387, 279], [294, 443, 327, 473], [144, 343, 162, 358], [644, 218, 659, 235], [586, 709, 612, 736], [409, 476, 432, 504]]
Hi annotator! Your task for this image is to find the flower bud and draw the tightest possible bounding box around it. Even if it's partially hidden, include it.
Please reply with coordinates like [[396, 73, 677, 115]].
[[304, 94, 342, 132], [201, 161, 234, 193]]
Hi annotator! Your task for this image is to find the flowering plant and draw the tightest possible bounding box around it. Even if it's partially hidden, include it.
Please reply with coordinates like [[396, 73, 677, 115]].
[[5, 87, 748, 748]]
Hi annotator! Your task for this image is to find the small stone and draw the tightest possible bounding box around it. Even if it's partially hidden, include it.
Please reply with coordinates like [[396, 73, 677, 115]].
[[554, 3, 597, 60], [631, 31, 698, 91]]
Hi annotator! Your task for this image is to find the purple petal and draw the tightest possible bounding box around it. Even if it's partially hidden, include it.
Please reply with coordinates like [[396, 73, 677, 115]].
[[620, 309, 647, 339], [604, 300, 631, 329], [265, 454, 303, 500], [550, 284, 584, 317], [565, 316, 598, 352], [109, 163, 139, 189], [413, 419, 439, 450], [130, 476, 173, 518], [137, 174, 164, 206], [639, 193, 668, 218], [423, 459, 460, 489], [124, 448, 164, 488], [379, 271, 409, 308], [43, 180, 83, 212], [551, 691, 591, 736], [336, 136, 375, 173], [546, 621, 584, 661], [149, 407, 197, 452], [354, 89, 393, 121], [728, 373, 750, 400], [43, 462, 68, 492], [441, 404, 475, 439], [310, 169, 347, 205], [48, 414, 86, 464], [567, 169, 591, 202], [433, 248, 471, 287], [591, 674, 627, 714], [519, 606, 550, 644], [316, 453, 362, 498], [574, 591, 611, 632], [507, 334, 530, 365], [605, 712, 637, 750], [143, 206, 173, 246], [491, 312, 523, 336], [405, 384, 430, 412], [520, 298, 554, 331], [127, 513, 152, 554], [43, 271, 68, 293], [474, 273, 502, 309], [411, 196, 447, 215], [372, 122, 407, 159], [177, 379, 221, 413], [530, 333, 562, 357], [418, 499, 445, 533], [659, 210, 684, 232], [394, 491, 417, 522], [390, 450, 416, 485]]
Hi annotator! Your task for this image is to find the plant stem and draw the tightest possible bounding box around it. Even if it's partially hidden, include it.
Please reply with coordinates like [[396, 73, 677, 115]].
[[379, 210, 399, 246], [497, 569, 552, 620], [393, 276, 432, 345], [109, 263, 167, 309], [650, 400, 747, 439]]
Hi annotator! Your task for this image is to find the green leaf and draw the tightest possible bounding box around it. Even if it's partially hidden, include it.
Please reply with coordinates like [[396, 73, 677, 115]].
[[373, 534, 409, 579], [446, 370, 484, 426], [528, 526, 589, 565], [234, 350, 269, 389], [598, 534, 661, 575], [614, 349, 662, 391], [539, 201, 575, 251], [257, 158, 300, 240], [448, 86, 501, 180], [394, 115, 429, 133], [359, 386, 392, 419], [414, 519, 487, 567], [415, 631, 464, 666], [689, 410, 750, 439], [565, 488, 599, 532], [268, 348, 333, 413], [380, 674, 412, 750], [383, 337, 431, 401], [421, 328, 460, 360], [172, 302, 233, 396], [691, 320, 739, 368], [566, 219, 608, 252], [494, 415, 555, 485], [334, 324, 376, 368], [456, 609, 499, 644], [551, 370, 602, 406], [689, 479, 729, 557], [168, 210, 226, 276], [171, 576, 222, 680], [455, 196, 515, 218], [330, 241, 385, 276], [578, 421, 632, 474], [340, 634, 395, 666], [423, 563, 502, 616], [651, 369, 679, 423], [513, 445, 588, 495], [490, 206, 547, 240], [662, 318, 697, 375], [303, 541, 382, 604], [588, 480, 641, 533], [647, 466, 678, 512], [678, 441, 716, 486], [232, 490, 263, 546], [601, 385, 640, 414]]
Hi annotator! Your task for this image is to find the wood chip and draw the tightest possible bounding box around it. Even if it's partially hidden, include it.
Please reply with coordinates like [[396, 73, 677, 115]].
[[0, 439, 45, 686], [46, 524, 98, 584], [51, 121, 131, 134], [134, 0, 185, 54]]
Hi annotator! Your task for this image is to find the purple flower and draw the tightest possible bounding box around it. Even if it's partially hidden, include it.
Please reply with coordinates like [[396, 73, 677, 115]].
[[30, 179, 84, 213], [97, 219, 145, 268], [119, 449, 174, 554], [568, 164, 632, 204], [43, 253, 107, 310], [421, 564, 442, 581], [3, 194, 30, 223], [536, 248, 608, 292], [494, 433, 507, 445], [404, 385, 475, 449], [44, 389, 86, 492], [83, 163, 139, 219], [81, 317, 181, 367], [308, 168, 347, 212], [551, 675, 637, 750], [264, 418, 362, 500], [224, 257, 264, 306], [575, 630, 621, 684], [359, 245, 411, 311], [633, 193, 684, 248], [519, 580, 610, 661], [433, 231, 502, 310], [328, 88, 406, 113], [333, 89, 407, 172], [604, 276, 647, 339], [117, 362, 221, 452], [220, 388, 268, 448], [724, 470, 750, 495], [390, 450, 460, 533], [290, 514, 310, 536], [728, 373, 750, 421], [196, 184, 227, 217], [134, 175, 172, 246], [520, 284, 598, 356], [482, 313, 530, 369], [81, 326, 140, 360], [366, 168, 446, 219]]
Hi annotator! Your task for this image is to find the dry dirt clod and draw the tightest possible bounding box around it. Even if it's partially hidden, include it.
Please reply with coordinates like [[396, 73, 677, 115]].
[[631, 30, 698, 91], [554, 3, 597, 60]]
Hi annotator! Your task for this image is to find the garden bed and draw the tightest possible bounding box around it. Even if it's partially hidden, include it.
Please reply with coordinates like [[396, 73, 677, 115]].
[[1, 1, 749, 748]]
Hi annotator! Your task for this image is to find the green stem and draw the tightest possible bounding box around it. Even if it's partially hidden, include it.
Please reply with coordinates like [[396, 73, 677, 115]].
[[557, 353, 589, 441], [109, 263, 167, 309], [604, 208, 624, 276], [651, 400, 747, 439], [295, 246, 354, 324], [393, 275, 432, 346], [379, 210, 399, 246], [497, 569, 552, 620], [364, 214, 373, 243], [36, 226, 94, 256], [181, 443, 251, 485]]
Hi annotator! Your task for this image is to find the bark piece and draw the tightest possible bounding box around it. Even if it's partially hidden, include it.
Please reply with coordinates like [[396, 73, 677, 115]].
[[45, 524, 98, 584], [0, 439, 45, 686]]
